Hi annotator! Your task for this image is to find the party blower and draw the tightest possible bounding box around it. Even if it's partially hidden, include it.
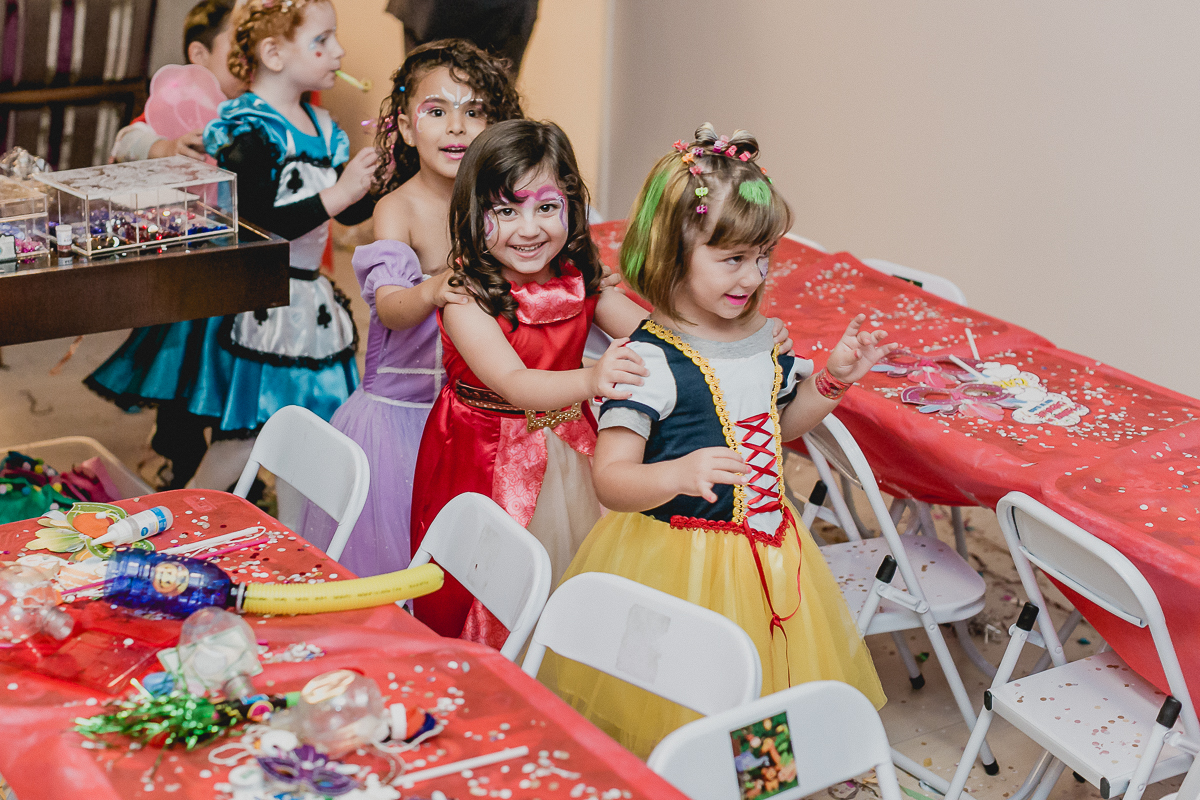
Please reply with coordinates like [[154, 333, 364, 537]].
[[103, 550, 443, 618]]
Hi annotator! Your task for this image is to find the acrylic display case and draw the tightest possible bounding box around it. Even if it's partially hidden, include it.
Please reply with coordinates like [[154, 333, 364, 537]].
[[0, 176, 50, 261], [32, 155, 237, 256]]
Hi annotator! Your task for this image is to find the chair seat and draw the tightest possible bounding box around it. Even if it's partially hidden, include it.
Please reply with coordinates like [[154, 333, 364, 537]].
[[989, 650, 1192, 797], [822, 535, 986, 633]]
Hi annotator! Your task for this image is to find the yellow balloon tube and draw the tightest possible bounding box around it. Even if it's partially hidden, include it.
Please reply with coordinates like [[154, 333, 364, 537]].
[[240, 563, 444, 615]]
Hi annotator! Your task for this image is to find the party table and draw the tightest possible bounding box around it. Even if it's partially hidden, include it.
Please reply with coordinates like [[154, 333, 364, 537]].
[[0, 490, 688, 800], [593, 220, 1200, 703]]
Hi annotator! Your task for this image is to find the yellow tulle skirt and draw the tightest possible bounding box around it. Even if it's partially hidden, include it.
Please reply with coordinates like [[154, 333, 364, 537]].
[[538, 500, 886, 759]]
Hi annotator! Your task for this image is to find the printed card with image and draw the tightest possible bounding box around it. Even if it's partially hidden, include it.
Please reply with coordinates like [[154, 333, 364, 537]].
[[731, 711, 798, 800]]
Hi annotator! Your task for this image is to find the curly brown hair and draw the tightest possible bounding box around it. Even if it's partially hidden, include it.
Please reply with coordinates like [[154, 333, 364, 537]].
[[226, 0, 317, 84], [372, 38, 524, 197], [448, 119, 602, 328]]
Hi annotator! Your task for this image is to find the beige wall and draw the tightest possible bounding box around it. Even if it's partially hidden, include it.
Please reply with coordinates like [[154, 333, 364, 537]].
[[605, 1, 1200, 398], [321, 0, 609, 190]]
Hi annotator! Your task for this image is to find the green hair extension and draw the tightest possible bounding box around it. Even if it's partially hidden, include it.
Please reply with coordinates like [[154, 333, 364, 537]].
[[738, 179, 773, 206], [621, 164, 671, 284]]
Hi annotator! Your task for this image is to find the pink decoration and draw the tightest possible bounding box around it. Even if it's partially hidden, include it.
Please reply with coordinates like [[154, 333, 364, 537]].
[[144, 64, 226, 141]]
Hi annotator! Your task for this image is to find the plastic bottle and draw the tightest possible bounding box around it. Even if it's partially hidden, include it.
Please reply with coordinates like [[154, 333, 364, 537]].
[[177, 607, 259, 699], [105, 549, 233, 617], [0, 565, 74, 643], [93, 506, 173, 546]]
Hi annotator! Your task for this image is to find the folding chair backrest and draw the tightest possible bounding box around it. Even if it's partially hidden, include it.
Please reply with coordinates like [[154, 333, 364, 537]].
[[997, 492, 1199, 735], [804, 421, 865, 491], [784, 232, 829, 253], [412, 493, 552, 661], [521, 572, 762, 716], [647, 681, 901, 800], [233, 405, 369, 561], [861, 258, 968, 306]]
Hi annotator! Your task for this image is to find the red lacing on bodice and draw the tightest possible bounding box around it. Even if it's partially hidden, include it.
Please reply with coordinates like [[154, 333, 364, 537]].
[[737, 411, 782, 517]]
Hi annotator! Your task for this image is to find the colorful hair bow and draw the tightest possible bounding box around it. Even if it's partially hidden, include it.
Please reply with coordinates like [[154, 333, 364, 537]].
[[672, 140, 687, 152]]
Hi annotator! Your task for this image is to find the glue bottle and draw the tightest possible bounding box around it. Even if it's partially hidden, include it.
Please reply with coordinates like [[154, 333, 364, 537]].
[[93, 505, 173, 546]]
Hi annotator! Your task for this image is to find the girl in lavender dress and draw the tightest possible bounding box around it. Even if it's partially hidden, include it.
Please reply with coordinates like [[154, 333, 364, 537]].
[[294, 40, 524, 575]]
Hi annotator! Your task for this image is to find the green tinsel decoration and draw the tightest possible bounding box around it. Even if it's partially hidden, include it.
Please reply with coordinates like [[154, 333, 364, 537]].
[[74, 680, 238, 751], [738, 179, 773, 206]]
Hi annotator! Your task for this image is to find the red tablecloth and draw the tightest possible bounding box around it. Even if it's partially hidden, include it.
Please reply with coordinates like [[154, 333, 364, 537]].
[[592, 220, 1200, 704], [0, 490, 687, 800]]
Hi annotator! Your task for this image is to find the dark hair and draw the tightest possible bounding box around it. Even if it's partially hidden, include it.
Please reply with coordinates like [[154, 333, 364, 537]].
[[620, 123, 792, 322], [183, 0, 234, 53], [372, 39, 524, 196], [448, 119, 602, 327]]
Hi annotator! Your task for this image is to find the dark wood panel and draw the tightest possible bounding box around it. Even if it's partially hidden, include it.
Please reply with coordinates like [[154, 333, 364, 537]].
[[0, 224, 290, 346]]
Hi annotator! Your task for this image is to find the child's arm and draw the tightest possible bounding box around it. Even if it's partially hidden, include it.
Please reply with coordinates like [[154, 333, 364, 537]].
[[319, 148, 377, 220], [443, 300, 648, 410], [148, 131, 207, 161], [111, 122, 166, 163], [592, 427, 748, 512], [375, 271, 470, 331], [593, 287, 649, 338], [779, 313, 898, 441]]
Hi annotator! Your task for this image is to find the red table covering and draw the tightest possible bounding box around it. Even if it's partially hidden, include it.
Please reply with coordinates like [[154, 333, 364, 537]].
[[593, 220, 1200, 704], [0, 490, 687, 800]]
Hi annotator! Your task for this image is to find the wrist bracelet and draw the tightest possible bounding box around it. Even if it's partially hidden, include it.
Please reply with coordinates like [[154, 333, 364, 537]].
[[814, 368, 853, 400]]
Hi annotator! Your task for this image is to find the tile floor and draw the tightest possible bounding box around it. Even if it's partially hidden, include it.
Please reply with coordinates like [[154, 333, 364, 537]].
[[0, 244, 1184, 800]]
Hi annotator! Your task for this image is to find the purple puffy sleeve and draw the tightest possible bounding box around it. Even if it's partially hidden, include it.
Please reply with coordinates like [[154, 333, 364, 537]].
[[352, 239, 425, 313]]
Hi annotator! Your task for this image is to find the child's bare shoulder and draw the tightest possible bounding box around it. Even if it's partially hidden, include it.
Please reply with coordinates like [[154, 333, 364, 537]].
[[373, 185, 419, 243]]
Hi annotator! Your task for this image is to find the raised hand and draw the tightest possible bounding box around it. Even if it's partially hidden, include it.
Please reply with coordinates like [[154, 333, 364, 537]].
[[336, 147, 379, 204], [824, 313, 899, 383], [669, 447, 749, 503], [591, 338, 648, 400]]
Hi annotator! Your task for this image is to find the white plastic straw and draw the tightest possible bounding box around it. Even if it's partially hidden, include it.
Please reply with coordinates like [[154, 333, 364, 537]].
[[964, 327, 980, 361], [160, 526, 266, 555], [948, 354, 987, 381], [395, 746, 530, 787]]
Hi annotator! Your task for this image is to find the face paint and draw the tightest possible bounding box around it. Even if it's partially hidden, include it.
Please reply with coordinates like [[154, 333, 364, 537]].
[[440, 84, 475, 110], [484, 212, 496, 241], [757, 254, 770, 280], [510, 185, 568, 232], [414, 99, 440, 132]]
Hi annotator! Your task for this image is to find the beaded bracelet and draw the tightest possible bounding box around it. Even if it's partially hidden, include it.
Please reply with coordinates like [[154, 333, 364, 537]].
[[814, 368, 853, 400]]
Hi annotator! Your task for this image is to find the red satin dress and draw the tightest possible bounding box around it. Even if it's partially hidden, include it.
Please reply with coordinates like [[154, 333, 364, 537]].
[[410, 264, 601, 641]]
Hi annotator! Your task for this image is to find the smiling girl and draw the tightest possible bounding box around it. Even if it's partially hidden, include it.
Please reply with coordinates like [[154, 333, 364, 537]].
[[408, 119, 650, 645], [294, 41, 524, 577], [539, 124, 895, 757]]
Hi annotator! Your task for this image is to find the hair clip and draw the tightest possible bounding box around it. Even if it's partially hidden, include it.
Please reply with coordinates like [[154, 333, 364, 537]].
[[672, 140, 687, 152], [691, 147, 704, 158], [714, 136, 730, 151], [689, 165, 702, 176], [738, 152, 751, 162], [725, 145, 739, 157], [681, 153, 694, 165], [695, 186, 708, 215]]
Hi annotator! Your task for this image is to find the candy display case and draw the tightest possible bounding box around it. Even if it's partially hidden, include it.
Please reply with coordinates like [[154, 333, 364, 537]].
[[0, 176, 50, 260], [32, 156, 236, 256]]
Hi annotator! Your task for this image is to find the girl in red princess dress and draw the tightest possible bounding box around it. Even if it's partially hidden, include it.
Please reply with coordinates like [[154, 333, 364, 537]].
[[409, 120, 650, 643]]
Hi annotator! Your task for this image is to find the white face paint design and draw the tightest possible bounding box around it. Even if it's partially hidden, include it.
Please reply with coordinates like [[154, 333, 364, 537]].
[[440, 84, 475, 109], [413, 86, 479, 133]]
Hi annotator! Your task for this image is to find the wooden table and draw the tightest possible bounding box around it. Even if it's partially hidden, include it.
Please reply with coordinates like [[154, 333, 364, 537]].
[[0, 222, 289, 346], [0, 490, 687, 800]]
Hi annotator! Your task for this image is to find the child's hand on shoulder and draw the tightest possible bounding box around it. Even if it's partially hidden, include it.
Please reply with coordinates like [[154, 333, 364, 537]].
[[670, 447, 749, 503], [825, 313, 899, 383], [420, 269, 471, 308], [768, 317, 794, 354], [335, 147, 379, 204], [149, 131, 207, 161], [599, 263, 624, 292], [591, 337, 648, 400]]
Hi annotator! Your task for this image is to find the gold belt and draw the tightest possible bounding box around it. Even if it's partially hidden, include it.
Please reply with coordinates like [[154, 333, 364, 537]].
[[454, 381, 582, 432]]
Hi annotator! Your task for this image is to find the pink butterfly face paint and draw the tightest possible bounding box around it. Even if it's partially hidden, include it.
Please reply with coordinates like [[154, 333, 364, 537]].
[[485, 172, 570, 284]]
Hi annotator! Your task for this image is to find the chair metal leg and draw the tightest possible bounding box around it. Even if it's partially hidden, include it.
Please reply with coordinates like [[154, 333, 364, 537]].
[[923, 613, 998, 771], [914, 501, 939, 538], [952, 620, 998, 679], [892, 748, 979, 800], [1030, 609, 1082, 675], [889, 497, 907, 525], [1028, 760, 1067, 800], [891, 630, 925, 690], [840, 474, 875, 537], [1006, 752, 1059, 800], [951, 506, 969, 561]]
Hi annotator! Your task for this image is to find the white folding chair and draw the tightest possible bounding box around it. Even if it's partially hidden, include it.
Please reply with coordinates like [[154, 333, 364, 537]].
[[801, 414, 999, 786], [647, 681, 901, 800], [861, 257, 968, 306], [943, 493, 1199, 800], [784, 231, 828, 253], [232, 405, 368, 562], [411, 493, 552, 661], [522, 572, 762, 716]]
